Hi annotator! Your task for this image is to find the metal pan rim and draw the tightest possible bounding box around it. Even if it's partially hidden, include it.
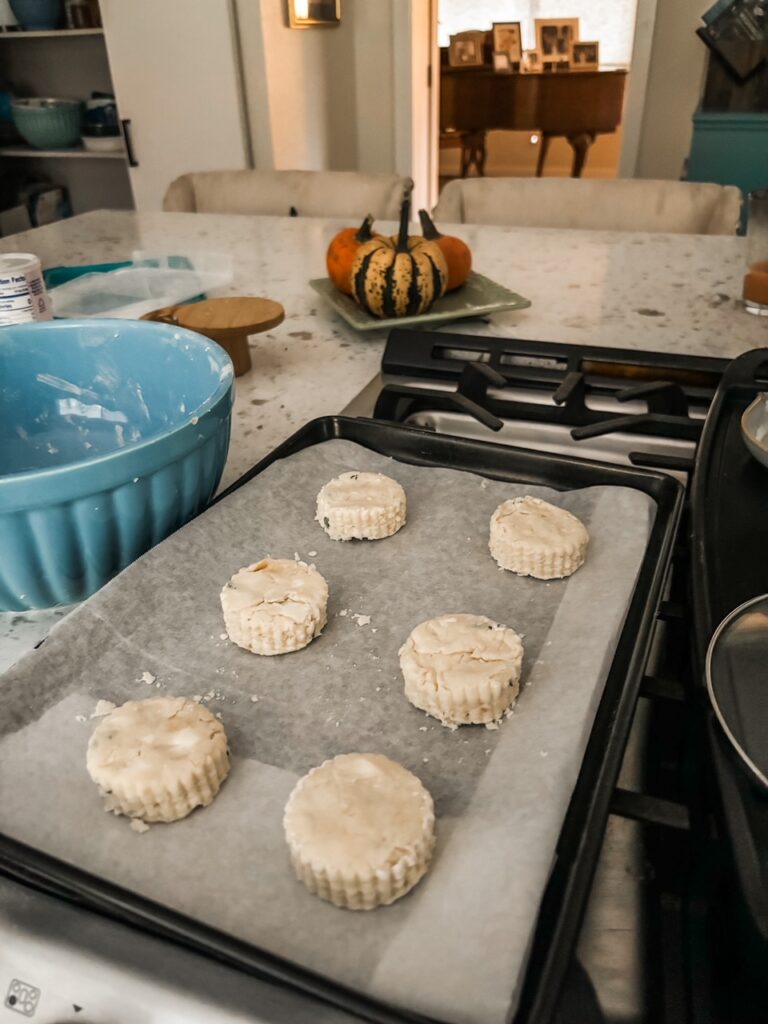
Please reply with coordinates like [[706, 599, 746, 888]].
[[705, 592, 768, 789]]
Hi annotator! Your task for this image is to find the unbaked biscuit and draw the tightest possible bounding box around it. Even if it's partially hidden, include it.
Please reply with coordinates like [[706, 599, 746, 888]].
[[316, 471, 406, 541], [284, 753, 435, 910], [221, 558, 328, 655], [399, 613, 524, 727], [86, 697, 230, 823], [489, 496, 588, 579]]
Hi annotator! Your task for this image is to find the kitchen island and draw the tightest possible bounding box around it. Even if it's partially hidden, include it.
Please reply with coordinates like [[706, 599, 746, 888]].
[[2, 209, 765, 494], [1, 207, 765, 662], [0, 209, 766, 1023]]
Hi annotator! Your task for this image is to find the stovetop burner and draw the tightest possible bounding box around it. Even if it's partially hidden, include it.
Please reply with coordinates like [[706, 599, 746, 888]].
[[348, 328, 765, 1024]]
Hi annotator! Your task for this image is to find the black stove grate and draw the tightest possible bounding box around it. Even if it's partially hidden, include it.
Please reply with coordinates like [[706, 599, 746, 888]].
[[375, 328, 767, 1024]]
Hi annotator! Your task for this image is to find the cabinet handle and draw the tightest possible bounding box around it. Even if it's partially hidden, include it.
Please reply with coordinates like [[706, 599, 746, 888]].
[[121, 118, 138, 167]]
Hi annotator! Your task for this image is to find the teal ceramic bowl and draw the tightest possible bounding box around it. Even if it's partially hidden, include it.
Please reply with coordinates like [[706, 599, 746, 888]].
[[11, 98, 83, 150], [0, 319, 234, 610]]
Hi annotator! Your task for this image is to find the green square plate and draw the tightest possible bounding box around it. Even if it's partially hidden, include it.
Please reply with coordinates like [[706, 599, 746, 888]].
[[309, 271, 530, 332]]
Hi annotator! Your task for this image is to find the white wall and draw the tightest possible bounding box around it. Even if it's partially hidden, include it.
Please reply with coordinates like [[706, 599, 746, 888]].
[[235, 0, 708, 201], [236, 0, 392, 174], [633, 0, 706, 180]]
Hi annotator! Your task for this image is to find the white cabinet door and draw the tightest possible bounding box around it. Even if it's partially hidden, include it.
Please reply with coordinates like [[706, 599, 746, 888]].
[[100, 0, 249, 210]]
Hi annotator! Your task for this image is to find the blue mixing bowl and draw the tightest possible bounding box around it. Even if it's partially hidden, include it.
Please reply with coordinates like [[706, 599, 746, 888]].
[[0, 319, 234, 610]]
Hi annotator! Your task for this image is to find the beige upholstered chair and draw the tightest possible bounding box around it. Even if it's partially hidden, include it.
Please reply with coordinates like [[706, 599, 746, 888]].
[[163, 170, 412, 220], [433, 178, 742, 235]]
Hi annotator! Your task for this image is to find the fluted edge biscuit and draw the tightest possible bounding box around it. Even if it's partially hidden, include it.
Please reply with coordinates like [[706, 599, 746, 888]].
[[489, 496, 588, 580], [399, 613, 524, 728], [316, 472, 406, 541], [86, 697, 230, 823], [284, 753, 435, 910]]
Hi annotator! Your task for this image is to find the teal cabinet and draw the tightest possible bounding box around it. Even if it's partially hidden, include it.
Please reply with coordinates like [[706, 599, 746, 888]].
[[687, 112, 768, 232]]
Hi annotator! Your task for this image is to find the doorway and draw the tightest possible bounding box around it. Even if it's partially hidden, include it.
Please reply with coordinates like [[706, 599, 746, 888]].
[[429, 1, 643, 197]]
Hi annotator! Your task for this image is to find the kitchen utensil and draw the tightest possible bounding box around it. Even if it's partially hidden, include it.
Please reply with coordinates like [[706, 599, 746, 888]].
[[11, 97, 82, 149], [142, 296, 285, 376], [706, 594, 768, 788], [80, 132, 123, 153], [0, 416, 681, 1024], [84, 96, 118, 129], [691, 346, 768, 940], [310, 270, 530, 332], [0, 318, 234, 610]]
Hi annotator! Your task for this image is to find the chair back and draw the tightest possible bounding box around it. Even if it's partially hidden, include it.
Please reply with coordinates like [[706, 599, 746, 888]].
[[433, 178, 742, 235], [163, 170, 412, 220]]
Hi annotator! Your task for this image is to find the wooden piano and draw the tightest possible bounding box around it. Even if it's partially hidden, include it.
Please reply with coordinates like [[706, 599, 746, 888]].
[[440, 68, 627, 178]]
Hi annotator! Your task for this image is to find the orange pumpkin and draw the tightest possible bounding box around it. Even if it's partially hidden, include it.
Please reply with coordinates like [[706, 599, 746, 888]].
[[418, 210, 472, 291], [326, 214, 378, 295]]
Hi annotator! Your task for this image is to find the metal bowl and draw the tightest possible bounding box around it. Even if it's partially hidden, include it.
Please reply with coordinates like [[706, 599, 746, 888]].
[[0, 319, 233, 609], [706, 593, 768, 788], [741, 393, 768, 470]]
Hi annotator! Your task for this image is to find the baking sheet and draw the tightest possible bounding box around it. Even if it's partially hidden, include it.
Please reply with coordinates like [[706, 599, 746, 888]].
[[0, 438, 655, 1024]]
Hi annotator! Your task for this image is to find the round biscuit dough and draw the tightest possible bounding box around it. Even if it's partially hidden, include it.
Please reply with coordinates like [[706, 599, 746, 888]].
[[283, 752, 435, 910]]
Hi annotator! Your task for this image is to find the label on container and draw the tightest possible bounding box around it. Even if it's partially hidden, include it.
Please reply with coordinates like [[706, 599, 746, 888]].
[[0, 253, 53, 326]]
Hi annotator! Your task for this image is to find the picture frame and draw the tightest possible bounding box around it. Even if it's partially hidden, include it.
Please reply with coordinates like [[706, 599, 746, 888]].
[[448, 30, 487, 68], [521, 49, 542, 73], [535, 18, 579, 64], [570, 40, 599, 70], [492, 21, 522, 63], [492, 51, 512, 72], [287, 0, 340, 28]]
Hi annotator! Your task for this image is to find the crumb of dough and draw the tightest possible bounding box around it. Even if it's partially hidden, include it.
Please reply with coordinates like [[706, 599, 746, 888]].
[[141, 671, 156, 686], [250, 695, 259, 703], [308, 550, 317, 557], [75, 714, 87, 723], [91, 700, 116, 719], [130, 819, 150, 834], [353, 614, 371, 627]]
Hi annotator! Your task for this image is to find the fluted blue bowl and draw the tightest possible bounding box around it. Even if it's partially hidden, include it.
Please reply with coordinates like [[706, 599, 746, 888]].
[[0, 319, 234, 610]]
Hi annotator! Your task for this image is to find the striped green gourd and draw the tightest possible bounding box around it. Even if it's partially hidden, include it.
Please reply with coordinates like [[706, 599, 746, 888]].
[[351, 193, 447, 318]]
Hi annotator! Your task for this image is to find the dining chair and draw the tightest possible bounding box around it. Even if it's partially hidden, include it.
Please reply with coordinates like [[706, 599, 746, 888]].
[[163, 170, 412, 220], [433, 177, 742, 235]]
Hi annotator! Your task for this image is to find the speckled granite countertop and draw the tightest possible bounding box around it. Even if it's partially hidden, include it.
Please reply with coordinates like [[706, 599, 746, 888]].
[[1, 209, 766, 667]]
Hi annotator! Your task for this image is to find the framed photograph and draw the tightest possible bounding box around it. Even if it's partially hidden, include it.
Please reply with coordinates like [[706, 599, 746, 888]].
[[493, 51, 511, 72], [521, 49, 542, 73], [449, 30, 486, 67], [287, 0, 340, 28], [535, 18, 579, 63], [492, 21, 522, 63], [570, 40, 599, 70]]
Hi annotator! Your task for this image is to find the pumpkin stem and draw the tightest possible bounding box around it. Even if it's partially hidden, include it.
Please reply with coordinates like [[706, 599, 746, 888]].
[[396, 192, 411, 253], [418, 209, 442, 241], [356, 214, 374, 243]]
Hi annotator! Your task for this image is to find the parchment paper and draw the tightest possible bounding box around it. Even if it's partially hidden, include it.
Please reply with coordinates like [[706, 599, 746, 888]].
[[0, 439, 655, 1024]]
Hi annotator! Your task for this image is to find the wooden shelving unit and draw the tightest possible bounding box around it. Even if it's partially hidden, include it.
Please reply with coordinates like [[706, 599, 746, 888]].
[[0, 28, 104, 39], [0, 12, 134, 223], [0, 143, 125, 159]]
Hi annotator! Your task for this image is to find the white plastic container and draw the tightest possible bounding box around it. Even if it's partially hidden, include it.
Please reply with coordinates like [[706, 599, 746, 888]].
[[49, 252, 233, 319], [0, 253, 53, 326]]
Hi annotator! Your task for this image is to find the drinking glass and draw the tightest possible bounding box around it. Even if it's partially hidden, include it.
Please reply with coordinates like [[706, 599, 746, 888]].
[[743, 188, 768, 316]]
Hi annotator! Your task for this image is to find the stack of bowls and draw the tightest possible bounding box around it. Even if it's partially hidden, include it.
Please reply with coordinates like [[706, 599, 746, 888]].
[[11, 98, 83, 149], [0, 319, 234, 610]]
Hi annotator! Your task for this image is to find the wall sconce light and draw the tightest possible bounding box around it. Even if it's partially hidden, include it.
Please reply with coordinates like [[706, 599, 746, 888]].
[[288, 0, 341, 27]]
